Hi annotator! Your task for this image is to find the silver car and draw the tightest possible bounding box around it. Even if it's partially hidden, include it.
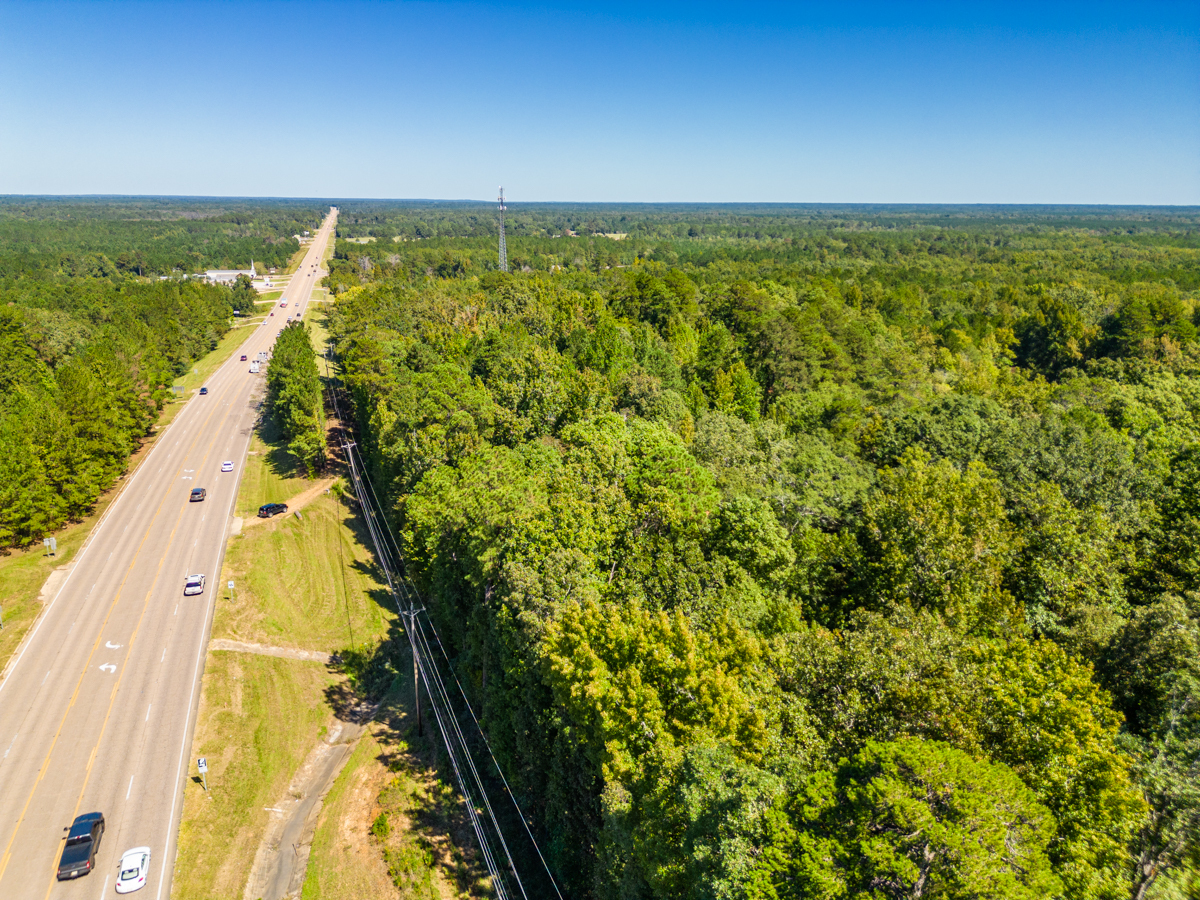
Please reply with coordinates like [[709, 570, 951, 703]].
[[183, 574, 205, 596]]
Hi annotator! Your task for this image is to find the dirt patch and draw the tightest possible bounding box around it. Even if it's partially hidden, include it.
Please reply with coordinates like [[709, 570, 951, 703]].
[[211, 639, 333, 664], [243, 701, 377, 900], [242, 476, 337, 529], [335, 739, 401, 897]]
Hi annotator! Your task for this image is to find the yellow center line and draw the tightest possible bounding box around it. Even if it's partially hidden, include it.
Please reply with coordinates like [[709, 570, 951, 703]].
[[0, 356, 238, 888], [38, 398, 239, 900]]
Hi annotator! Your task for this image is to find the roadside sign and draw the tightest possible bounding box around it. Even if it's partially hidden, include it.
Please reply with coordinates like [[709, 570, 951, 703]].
[[43, 537, 57, 556], [228, 581, 234, 591], [197, 758, 207, 772]]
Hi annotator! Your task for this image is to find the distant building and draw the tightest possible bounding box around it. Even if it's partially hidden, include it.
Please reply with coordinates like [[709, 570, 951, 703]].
[[204, 261, 257, 284]]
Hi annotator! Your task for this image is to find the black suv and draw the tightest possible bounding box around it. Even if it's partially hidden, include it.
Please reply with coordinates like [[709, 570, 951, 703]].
[[190, 488, 206, 502], [199, 387, 208, 395], [57, 812, 104, 880], [258, 502, 288, 518]]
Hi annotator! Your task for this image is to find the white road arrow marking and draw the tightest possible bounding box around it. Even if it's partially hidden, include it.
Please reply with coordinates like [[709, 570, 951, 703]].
[[99, 664, 116, 674], [105, 641, 122, 649]]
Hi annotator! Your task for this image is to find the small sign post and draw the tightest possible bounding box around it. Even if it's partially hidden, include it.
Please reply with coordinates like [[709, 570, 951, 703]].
[[43, 537, 56, 557], [197, 757, 208, 791], [228, 581, 235, 604]]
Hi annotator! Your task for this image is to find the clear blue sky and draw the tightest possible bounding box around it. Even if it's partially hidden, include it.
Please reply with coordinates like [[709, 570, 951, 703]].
[[0, 1, 1196, 203]]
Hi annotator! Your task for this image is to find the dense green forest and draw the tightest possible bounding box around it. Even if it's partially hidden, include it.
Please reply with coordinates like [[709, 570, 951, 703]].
[[327, 203, 1200, 899], [0, 196, 325, 549], [266, 321, 326, 476], [0, 196, 322, 278]]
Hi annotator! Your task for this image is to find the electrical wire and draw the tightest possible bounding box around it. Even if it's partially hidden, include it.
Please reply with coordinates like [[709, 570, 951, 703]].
[[325, 339, 564, 900]]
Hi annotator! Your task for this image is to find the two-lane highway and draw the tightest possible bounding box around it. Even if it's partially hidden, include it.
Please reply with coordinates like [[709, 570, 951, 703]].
[[0, 208, 337, 899]]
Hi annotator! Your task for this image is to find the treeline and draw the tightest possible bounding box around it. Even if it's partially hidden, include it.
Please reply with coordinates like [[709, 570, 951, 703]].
[[328, 207, 1200, 899], [333, 200, 1200, 243], [0, 197, 324, 278], [327, 208, 1200, 296], [0, 279, 239, 548], [265, 322, 325, 476]]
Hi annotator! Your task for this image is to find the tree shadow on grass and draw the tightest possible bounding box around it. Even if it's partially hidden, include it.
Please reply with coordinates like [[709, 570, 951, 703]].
[[256, 410, 304, 481]]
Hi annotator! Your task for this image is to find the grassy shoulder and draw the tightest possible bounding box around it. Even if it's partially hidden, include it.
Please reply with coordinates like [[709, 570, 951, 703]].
[[0, 323, 249, 674], [173, 652, 338, 900], [174, 361, 394, 898], [302, 669, 491, 900], [219, 490, 394, 653]]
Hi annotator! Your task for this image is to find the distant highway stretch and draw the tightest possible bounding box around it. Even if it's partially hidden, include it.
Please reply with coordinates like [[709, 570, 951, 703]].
[[0, 209, 337, 899]]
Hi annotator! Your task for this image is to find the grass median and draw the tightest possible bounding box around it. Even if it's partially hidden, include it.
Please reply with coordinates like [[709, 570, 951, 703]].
[[173, 372, 395, 899]]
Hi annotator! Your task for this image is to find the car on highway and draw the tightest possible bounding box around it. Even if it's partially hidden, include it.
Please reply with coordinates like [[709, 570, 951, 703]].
[[199, 387, 208, 395], [189, 487, 206, 502], [184, 574, 205, 596], [115, 846, 151, 894], [240, 354, 248, 361], [221, 461, 234, 472], [270, 311, 274, 316], [257, 502, 288, 518], [57, 812, 104, 880]]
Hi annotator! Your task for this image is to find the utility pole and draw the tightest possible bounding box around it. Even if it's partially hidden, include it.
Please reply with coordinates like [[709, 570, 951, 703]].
[[497, 187, 508, 273], [402, 608, 424, 737]]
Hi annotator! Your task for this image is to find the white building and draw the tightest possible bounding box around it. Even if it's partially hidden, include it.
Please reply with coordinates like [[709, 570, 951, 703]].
[[204, 261, 257, 284]]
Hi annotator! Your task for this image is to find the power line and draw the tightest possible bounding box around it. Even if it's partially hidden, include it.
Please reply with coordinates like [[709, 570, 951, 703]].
[[323, 340, 563, 900]]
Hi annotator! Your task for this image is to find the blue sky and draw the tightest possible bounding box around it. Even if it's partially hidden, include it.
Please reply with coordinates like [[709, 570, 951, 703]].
[[0, 1, 1196, 203]]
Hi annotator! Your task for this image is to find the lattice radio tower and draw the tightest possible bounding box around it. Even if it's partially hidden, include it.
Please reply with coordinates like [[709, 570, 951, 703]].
[[497, 187, 509, 273]]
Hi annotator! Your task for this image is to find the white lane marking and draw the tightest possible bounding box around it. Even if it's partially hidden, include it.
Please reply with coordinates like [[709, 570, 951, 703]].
[[2, 732, 17, 759], [146, 703, 152, 721], [99, 664, 116, 673], [41, 670, 50, 685], [86, 583, 96, 597], [174, 605, 178, 616], [127, 775, 135, 799], [106, 641, 122, 649], [100, 874, 110, 897], [161, 648, 166, 662]]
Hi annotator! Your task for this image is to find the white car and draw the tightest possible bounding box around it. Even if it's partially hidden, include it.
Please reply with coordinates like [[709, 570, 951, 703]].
[[184, 574, 205, 596], [221, 461, 234, 472], [115, 846, 150, 893]]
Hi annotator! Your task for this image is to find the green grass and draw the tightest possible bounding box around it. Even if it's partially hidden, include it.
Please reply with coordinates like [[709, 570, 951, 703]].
[[301, 676, 492, 900], [174, 405, 396, 898], [259, 290, 283, 303], [0, 324, 250, 674], [218, 491, 394, 653], [0, 515, 95, 672], [173, 653, 338, 900], [299, 733, 400, 900], [234, 425, 312, 519], [173, 327, 251, 395]]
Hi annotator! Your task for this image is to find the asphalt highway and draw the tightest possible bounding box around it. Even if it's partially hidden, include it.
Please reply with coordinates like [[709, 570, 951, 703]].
[[0, 208, 337, 899]]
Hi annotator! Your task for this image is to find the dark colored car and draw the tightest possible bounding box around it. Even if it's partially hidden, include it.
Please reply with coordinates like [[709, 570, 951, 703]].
[[199, 387, 208, 395], [190, 488, 206, 502], [240, 354, 248, 361], [57, 812, 104, 880], [257, 502, 288, 518]]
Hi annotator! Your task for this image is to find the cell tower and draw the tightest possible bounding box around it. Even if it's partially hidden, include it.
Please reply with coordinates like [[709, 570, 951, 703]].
[[497, 187, 509, 273]]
